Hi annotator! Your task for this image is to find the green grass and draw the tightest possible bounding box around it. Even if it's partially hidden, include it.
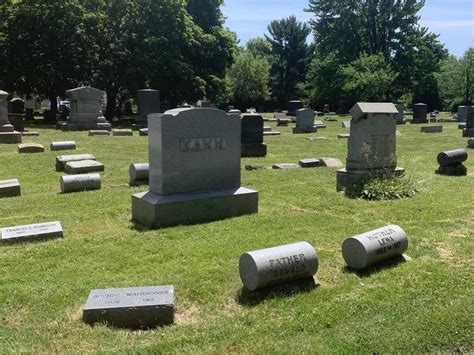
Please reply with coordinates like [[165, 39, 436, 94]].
[[0, 115, 473, 353]]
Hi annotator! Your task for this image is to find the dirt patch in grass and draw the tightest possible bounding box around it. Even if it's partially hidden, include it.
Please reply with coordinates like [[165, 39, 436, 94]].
[[175, 303, 201, 326], [3, 308, 25, 328], [69, 304, 84, 322]]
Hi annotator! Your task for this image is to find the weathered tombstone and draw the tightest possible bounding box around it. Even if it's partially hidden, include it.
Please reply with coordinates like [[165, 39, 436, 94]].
[[337, 103, 405, 191], [0, 179, 21, 198], [139, 128, 148, 136], [136, 89, 160, 127], [277, 118, 290, 127], [239, 242, 319, 291], [129, 163, 149, 186], [436, 149, 468, 176], [0, 91, 22, 144], [22, 131, 39, 137], [293, 108, 316, 133], [337, 133, 350, 139], [336, 101, 349, 115], [56, 153, 96, 172], [60, 174, 101, 193], [43, 109, 60, 124], [299, 158, 321, 168], [7, 113, 25, 132], [263, 126, 271, 132], [83, 285, 175, 329], [89, 130, 110, 136], [421, 126, 443, 133], [395, 103, 405, 124], [241, 114, 267, 157], [51, 141, 77, 151], [64, 160, 105, 174], [342, 225, 409, 270], [323, 104, 330, 113], [342, 121, 351, 129], [314, 120, 326, 129], [132, 108, 259, 228], [272, 163, 301, 170], [9, 98, 25, 113], [468, 139, 474, 148], [0, 221, 63, 243], [320, 157, 343, 168], [62, 86, 111, 130], [457, 106, 468, 121], [462, 106, 474, 137], [18, 143, 44, 153], [287, 100, 303, 116], [412, 103, 428, 124], [112, 129, 133, 136]]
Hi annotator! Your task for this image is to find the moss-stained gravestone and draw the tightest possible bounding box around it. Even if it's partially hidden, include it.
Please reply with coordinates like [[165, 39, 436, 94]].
[[132, 108, 258, 228], [337, 103, 405, 191]]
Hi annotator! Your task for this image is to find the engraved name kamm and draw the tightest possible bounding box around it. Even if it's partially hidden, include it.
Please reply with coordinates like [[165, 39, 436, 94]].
[[180, 138, 226, 152]]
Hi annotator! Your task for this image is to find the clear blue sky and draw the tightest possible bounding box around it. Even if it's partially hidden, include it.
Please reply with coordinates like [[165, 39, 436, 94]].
[[223, 0, 474, 57]]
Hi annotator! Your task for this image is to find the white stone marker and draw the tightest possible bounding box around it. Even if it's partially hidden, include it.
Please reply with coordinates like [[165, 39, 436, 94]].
[[0, 221, 63, 243], [342, 225, 409, 270], [51, 141, 77, 151], [129, 163, 149, 186], [64, 160, 104, 174], [239, 241, 319, 291], [0, 179, 21, 198], [60, 174, 101, 193], [56, 153, 96, 171]]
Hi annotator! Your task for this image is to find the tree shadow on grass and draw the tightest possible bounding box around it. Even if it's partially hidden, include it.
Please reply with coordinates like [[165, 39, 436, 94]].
[[342, 254, 411, 278], [236, 277, 320, 307]]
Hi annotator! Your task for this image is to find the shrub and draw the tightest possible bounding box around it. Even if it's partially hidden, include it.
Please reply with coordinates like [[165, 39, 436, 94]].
[[345, 176, 418, 201]]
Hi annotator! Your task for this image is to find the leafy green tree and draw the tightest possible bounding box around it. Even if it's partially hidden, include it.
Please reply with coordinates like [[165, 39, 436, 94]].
[[342, 53, 397, 102], [0, 1, 12, 89], [6, 0, 92, 113], [246, 37, 273, 61], [265, 16, 311, 108], [227, 50, 270, 109]]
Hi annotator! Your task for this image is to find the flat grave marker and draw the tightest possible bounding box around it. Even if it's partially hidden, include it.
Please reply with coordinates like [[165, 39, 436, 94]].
[[0, 179, 21, 198], [1, 221, 63, 243], [64, 160, 104, 174]]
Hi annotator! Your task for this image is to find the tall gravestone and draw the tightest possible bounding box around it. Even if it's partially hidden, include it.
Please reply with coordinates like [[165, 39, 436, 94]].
[[241, 114, 267, 157], [412, 103, 428, 124], [61, 86, 111, 131], [293, 108, 316, 133], [136, 89, 160, 127], [0, 91, 22, 144], [462, 106, 474, 137], [457, 106, 468, 121], [132, 108, 259, 228], [337, 103, 405, 191], [287, 100, 303, 116], [394, 103, 405, 124]]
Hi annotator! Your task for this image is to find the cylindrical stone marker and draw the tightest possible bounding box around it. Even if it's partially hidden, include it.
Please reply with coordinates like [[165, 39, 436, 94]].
[[342, 225, 408, 270], [437, 149, 468, 166], [51, 141, 77, 151], [129, 163, 149, 185], [239, 241, 318, 291], [60, 173, 101, 193]]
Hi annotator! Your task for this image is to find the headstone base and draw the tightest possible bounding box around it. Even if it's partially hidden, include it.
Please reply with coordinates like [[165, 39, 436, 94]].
[[336, 167, 405, 191], [241, 143, 267, 157], [0, 131, 22, 144], [132, 187, 258, 228], [292, 127, 317, 134], [436, 163, 467, 176]]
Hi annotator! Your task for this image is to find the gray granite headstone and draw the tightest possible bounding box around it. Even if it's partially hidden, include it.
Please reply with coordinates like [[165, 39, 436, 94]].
[[83, 285, 174, 329], [412, 103, 428, 124], [342, 225, 408, 270], [89, 130, 110, 136], [321, 157, 343, 168], [337, 103, 405, 191], [1, 221, 63, 243], [132, 108, 258, 228], [436, 149, 468, 176], [272, 163, 301, 170], [112, 129, 133, 136], [293, 108, 316, 133], [136, 89, 160, 126], [56, 153, 96, 171], [0, 90, 22, 144], [239, 242, 318, 291], [241, 114, 267, 157], [129, 163, 149, 186], [462, 106, 474, 137], [51, 141, 77, 151], [0, 179, 21, 198], [299, 158, 321, 168], [60, 174, 101, 193], [64, 160, 104, 174], [287, 100, 303, 116], [395, 103, 405, 124], [18, 143, 44, 153], [457, 106, 468, 121]]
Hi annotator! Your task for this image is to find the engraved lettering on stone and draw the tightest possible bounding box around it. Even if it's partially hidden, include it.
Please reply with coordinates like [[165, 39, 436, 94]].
[[180, 138, 226, 152]]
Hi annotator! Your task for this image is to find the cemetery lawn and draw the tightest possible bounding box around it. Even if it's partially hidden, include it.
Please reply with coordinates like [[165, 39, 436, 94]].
[[0, 116, 473, 353]]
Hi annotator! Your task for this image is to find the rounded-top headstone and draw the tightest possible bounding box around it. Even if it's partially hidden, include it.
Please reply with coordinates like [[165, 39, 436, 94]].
[[437, 149, 468, 166], [239, 241, 318, 291]]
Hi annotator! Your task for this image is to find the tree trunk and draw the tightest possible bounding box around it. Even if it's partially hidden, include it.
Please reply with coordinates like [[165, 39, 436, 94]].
[[105, 90, 117, 120], [50, 96, 58, 113]]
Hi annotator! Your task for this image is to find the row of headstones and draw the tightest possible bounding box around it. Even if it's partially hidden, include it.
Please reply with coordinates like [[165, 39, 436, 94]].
[[0, 221, 408, 329]]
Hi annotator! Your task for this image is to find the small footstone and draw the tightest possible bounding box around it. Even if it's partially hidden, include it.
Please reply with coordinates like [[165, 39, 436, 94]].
[[113, 129, 133, 136], [263, 131, 281, 136], [89, 130, 110, 136], [421, 126, 443, 133], [50, 141, 77, 151], [22, 131, 40, 137], [56, 153, 96, 172], [64, 160, 104, 174], [307, 136, 327, 141], [320, 157, 343, 168], [18, 143, 44, 153], [245, 165, 267, 171], [337, 134, 350, 139], [0, 221, 63, 243], [272, 163, 301, 170], [299, 158, 321, 168], [129, 163, 149, 186], [83, 285, 175, 329], [60, 173, 101, 193], [139, 128, 148, 136], [0, 179, 21, 198], [314, 120, 326, 129]]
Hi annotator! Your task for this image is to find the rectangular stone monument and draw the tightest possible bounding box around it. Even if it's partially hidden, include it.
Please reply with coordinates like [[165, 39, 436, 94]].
[[293, 108, 316, 133], [287, 100, 303, 116], [0, 179, 21, 198], [132, 108, 258, 228], [61, 86, 111, 131], [337, 103, 405, 191], [0, 221, 63, 243], [395, 103, 405, 124], [8, 113, 25, 132], [0, 91, 22, 144], [56, 153, 96, 171], [83, 285, 174, 329], [112, 129, 133, 137], [89, 130, 110, 136], [51, 141, 77, 151], [299, 158, 321, 168], [136, 89, 160, 128], [462, 106, 474, 137], [412, 103, 428, 124], [64, 160, 104, 174], [457, 106, 468, 121], [314, 120, 326, 129], [18, 143, 44, 153], [421, 126, 443, 133], [241, 114, 267, 157]]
